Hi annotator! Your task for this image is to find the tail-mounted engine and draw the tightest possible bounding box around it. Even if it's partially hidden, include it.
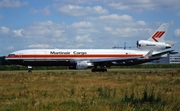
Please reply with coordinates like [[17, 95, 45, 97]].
[[137, 40, 171, 50]]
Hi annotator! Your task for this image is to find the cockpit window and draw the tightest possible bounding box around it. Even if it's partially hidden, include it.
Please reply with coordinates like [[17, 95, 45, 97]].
[[8, 54, 15, 56]]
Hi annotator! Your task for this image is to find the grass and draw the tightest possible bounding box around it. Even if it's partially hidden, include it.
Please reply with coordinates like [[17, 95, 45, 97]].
[[0, 69, 180, 111]]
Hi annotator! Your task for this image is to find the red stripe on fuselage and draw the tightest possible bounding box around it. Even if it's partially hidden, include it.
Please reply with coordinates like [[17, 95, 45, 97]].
[[6, 54, 143, 59]]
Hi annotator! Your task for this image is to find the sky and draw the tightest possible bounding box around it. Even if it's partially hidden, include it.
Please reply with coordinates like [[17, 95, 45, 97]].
[[0, 0, 180, 56]]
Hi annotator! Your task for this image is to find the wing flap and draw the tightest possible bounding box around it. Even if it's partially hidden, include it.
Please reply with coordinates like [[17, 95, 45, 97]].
[[90, 57, 140, 63], [90, 50, 175, 64]]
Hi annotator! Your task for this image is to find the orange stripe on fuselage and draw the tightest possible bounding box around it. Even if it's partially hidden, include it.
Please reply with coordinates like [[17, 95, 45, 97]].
[[6, 54, 143, 59]]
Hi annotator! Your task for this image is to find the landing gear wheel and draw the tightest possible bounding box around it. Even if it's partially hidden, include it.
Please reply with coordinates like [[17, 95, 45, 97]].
[[28, 66, 32, 73], [92, 69, 95, 72], [91, 68, 107, 72], [28, 69, 32, 73], [103, 69, 107, 72]]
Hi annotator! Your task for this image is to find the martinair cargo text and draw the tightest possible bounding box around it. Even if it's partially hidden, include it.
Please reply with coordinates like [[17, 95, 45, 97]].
[[5, 23, 175, 72]]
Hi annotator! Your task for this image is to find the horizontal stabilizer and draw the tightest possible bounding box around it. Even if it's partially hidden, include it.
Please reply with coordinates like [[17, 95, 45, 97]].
[[152, 50, 174, 57]]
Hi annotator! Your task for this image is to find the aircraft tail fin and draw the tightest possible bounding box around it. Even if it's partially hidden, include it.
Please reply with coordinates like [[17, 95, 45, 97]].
[[148, 23, 169, 42]]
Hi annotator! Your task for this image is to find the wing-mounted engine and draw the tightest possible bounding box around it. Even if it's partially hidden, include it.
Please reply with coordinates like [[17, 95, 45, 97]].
[[137, 40, 171, 50], [76, 61, 93, 69], [76, 61, 88, 69]]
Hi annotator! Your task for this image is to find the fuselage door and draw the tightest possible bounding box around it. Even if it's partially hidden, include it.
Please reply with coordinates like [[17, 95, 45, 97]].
[[18, 53, 23, 59]]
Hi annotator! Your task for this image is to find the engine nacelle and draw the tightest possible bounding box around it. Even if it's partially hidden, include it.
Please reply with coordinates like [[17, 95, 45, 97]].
[[137, 40, 171, 50], [76, 61, 93, 69]]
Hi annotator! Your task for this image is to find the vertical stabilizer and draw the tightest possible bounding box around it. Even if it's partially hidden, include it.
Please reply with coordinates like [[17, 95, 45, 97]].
[[148, 23, 169, 42]]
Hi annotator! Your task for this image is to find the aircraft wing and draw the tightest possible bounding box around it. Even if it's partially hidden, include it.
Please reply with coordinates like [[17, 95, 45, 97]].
[[90, 50, 175, 64], [90, 57, 141, 63]]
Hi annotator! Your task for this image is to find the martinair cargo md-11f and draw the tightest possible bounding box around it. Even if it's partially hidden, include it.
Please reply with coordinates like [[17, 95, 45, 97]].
[[5, 23, 175, 72]]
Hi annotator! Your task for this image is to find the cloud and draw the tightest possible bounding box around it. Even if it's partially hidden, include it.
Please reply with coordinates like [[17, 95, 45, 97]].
[[0, 26, 9, 34], [27, 44, 51, 49], [137, 21, 146, 26], [0, 0, 28, 8], [107, 0, 180, 12], [40, 6, 51, 16], [52, 0, 180, 13], [100, 14, 132, 21], [104, 27, 142, 37], [0, 15, 155, 53], [69, 21, 98, 34], [108, 1, 156, 12], [174, 29, 180, 37], [10, 21, 68, 48], [30, 6, 51, 16], [13, 29, 23, 37], [21, 21, 65, 39], [75, 34, 92, 42], [54, 4, 108, 16], [108, 2, 130, 10], [90, 14, 133, 24], [71, 21, 93, 28], [52, 0, 99, 4]]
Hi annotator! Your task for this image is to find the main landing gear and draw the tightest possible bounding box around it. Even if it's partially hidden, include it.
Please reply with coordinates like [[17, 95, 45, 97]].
[[28, 66, 32, 73], [91, 65, 107, 72]]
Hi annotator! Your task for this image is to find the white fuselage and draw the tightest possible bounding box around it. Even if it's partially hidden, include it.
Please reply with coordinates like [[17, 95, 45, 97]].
[[6, 49, 151, 60], [5, 49, 161, 68]]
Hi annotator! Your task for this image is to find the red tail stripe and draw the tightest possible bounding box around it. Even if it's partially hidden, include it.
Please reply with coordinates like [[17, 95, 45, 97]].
[[152, 31, 165, 42], [152, 32, 160, 39], [156, 31, 163, 38], [157, 31, 165, 38]]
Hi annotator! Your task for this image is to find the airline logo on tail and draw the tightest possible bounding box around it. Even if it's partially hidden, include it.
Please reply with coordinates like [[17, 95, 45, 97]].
[[148, 23, 169, 43], [152, 31, 165, 42]]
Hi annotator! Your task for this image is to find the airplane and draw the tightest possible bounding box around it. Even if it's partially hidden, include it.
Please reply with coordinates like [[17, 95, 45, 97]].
[[5, 23, 175, 72]]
